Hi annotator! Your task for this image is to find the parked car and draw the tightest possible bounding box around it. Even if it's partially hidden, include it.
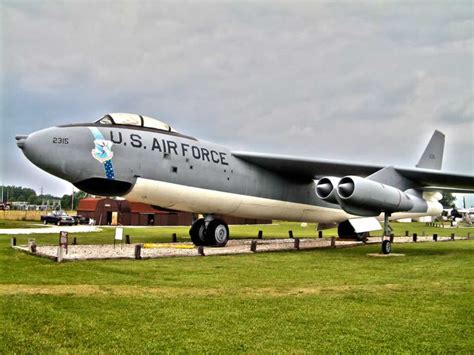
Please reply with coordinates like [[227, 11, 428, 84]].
[[72, 215, 90, 225], [40, 211, 75, 226]]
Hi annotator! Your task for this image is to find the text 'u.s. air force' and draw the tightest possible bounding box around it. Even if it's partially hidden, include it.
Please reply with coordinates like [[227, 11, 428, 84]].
[[109, 131, 229, 166]]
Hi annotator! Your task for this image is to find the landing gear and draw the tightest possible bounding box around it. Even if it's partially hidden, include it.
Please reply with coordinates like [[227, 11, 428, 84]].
[[189, 217, 229, 247], [382, 240, 392, 254], [337, 220, 369, 242], [189, 219, 206, 246], [381, 212, 391, 255]]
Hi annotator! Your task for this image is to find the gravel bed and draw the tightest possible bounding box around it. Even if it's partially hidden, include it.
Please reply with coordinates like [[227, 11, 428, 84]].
[[13, 236, 468, 261]]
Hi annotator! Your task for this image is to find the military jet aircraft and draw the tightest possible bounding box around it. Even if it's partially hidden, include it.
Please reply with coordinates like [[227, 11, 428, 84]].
[[16, 113, 474, 253]]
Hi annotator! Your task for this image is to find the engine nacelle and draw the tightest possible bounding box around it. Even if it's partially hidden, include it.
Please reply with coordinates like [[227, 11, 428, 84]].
[[315, 177, 341, 204], [336, 176, 414, 216]]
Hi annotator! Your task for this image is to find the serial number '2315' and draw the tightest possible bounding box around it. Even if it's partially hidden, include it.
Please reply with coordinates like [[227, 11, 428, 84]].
[[53, 137, 69, 144]]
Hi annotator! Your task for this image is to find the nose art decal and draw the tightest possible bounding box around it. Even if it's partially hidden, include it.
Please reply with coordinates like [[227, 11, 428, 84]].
[[89, 127, 115, 180]]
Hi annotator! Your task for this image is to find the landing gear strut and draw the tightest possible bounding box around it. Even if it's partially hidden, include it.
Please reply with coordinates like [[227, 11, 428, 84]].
[[381, 212, 391, 254], [189, 216, 229, 247]]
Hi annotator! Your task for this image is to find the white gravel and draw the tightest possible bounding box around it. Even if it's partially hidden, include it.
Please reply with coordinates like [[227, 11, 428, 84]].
[[13, 236, 468, 261]]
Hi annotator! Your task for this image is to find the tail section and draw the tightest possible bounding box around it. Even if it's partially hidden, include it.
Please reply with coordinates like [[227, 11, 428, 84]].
[[416, 130, 445, 170]]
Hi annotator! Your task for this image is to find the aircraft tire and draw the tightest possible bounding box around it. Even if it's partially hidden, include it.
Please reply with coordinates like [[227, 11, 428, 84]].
[[205, 219, 229, 247], [382, 240, 391, 254], [189, 219, 206, 246]]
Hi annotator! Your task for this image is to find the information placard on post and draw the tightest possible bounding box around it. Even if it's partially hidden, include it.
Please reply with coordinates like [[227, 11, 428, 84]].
[[59, 231, 68, 254], [114, 227, 123, 249]]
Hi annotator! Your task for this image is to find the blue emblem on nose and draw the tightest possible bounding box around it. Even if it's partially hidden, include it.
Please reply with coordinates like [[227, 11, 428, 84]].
[[89, 127, 115, 180]]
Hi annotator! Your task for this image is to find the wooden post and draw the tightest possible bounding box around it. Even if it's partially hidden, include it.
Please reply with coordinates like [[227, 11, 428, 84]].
[[172, 233, 177, 243], [134, 244, 142, 259], [413, 233, 417, 242], [318, 231, 323, 238], [433, 233, 438, 242], [331, 237, 336, 247], [258, 230, 263, 239], [72, 237, 77, 245], [125, 235, 130, 244], [10, 237, 16, 247], [288, 230, 293, 239], [405, 230, 409, 237], [294, 238, 300, 250], [390, 234, 394, 243], [57, 246, 63, 263], [451, 233, 455, 241], [198, 245, 205, 256], [250, 240, 257, 252]]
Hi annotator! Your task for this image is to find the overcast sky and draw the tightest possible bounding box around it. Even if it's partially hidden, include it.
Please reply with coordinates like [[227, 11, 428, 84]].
[[1, 0, 473, 197]]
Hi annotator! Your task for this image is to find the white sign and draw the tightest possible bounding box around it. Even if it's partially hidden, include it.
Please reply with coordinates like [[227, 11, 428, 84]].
[[114, 227, 123, 240]]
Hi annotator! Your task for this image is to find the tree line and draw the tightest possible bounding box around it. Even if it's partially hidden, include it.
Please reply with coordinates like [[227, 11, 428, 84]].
[[1, 185, 89, 210]]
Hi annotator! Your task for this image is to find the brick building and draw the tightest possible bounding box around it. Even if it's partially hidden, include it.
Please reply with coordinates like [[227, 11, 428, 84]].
[[77, 198, 270, 226]]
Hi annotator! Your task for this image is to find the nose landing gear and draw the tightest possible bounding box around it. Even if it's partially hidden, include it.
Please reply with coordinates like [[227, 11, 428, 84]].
[[189, 217, 229, 247]]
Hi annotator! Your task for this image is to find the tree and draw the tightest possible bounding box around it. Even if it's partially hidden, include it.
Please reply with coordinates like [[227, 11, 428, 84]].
[[440, 192, 456, 208]]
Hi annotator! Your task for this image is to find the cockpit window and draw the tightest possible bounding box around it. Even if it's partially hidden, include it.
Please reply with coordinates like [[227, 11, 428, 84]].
[[108, 113, 142, 126], [97, 115, 114, 125], [95, 113, 177, 133], [142, 115, 174, 132]]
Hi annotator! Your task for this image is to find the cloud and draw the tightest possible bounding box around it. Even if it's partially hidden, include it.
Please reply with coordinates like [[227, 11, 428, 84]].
[[1, 1, 472, 196]]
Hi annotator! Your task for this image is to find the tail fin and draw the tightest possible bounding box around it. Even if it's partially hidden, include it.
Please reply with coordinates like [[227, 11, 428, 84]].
[[416, 130, 444, 170]]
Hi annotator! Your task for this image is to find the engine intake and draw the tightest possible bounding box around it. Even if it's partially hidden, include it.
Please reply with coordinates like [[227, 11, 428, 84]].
[[335, 176, 414, 216], [315, 177, 341, 204]]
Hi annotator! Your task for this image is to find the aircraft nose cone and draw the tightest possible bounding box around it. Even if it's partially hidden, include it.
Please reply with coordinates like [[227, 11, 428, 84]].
[[15, 135, 29, 149]]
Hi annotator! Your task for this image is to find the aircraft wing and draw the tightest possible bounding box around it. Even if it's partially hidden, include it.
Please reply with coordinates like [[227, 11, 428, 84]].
[[232, 151, 383, 178], [232, 151, 474, 191]]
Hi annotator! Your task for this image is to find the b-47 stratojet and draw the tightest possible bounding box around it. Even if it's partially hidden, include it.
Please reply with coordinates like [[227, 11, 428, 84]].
[[16, 113, 474, 254]]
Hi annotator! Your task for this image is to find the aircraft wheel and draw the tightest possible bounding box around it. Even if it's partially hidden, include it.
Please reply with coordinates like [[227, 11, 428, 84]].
[[356, 232, 369, 242], [189, 219, 206, 246], [382, 240, 391, 254], [205, 219, 229, 247]]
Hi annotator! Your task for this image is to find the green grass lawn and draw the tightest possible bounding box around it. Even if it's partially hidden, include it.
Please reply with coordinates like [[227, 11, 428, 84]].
[[1, 222, 473, 353]]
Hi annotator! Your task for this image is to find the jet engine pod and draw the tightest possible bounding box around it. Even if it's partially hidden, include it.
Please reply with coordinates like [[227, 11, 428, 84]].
[[315, 177, 340, 204], [336, 176, 414, 216]]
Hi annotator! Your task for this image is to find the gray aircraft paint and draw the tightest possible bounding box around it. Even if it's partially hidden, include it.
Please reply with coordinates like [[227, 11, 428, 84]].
[[16, 116, 474, 223]]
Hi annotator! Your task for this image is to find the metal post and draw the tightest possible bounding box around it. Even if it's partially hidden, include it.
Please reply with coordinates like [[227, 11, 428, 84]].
[[134, 244, 142, 259], [250, 240, 257, 252], [294, 238, 300, 250], [198, 245, 205, 256]]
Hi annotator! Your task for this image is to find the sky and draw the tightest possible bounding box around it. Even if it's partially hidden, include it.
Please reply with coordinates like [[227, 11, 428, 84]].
[[1, 0, 473, 199]]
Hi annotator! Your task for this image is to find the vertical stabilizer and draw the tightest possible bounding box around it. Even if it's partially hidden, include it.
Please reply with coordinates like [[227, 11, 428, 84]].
[[416, 130, 444, 170]]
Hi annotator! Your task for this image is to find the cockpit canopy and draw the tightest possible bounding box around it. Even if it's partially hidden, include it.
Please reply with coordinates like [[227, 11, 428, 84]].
[[95, 113, 177, 133]]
